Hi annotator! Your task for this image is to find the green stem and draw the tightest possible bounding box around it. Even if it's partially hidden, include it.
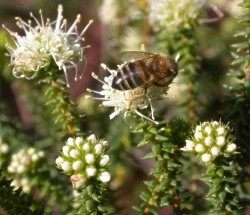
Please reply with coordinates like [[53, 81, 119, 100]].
[[41, 73, 82, 137]]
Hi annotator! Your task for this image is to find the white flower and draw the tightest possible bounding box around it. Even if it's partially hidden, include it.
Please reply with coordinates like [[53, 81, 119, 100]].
[[226, 143, 237, 153], [195, 125, 202, 133], [195, 144, 205, 153], [204, 136, 213, 146], [102, 140, 109, 148], [204, 126, 212, 135], [87, 134, 96, 143], [100, 155, 110, 166], [0, 143, 9, 154], [86, 167, 97, 177], [31, 154, 39, 161], [148, 0, 204, 32], [38, 151, 45, 157], [70, 174, 86, 188], [3, 5, 92, 85], [83, 143, 91, 151], [75, 137, 84, 146], [55, 156, 64, 168], [210, 146, 220, 156], [69, 149, 80, 159], [20, 178, 29, 188], [85, 154, 95, 164], [62, 161, 72, 172], [10, 179, 19, 189], [22, 185, 31, 193], [17, 165, 25, 174], [67, 137, 74, 146], [62, 145, 71, 156], [72, 161, 83, 171], [98, 171, 111, 183], [94, 144, 103, 155], [88, 64, 169, 123], [216, 136, 225, 146], [20, 156, 30, 165], [201, 153, 212, 163], [181, 140, 194, 151], [7, 165, 15, 173], [212, 121, 219, 126], [216, 127, 225, 135], [27, 148, 35, 155], [194, 132, 203, 140]]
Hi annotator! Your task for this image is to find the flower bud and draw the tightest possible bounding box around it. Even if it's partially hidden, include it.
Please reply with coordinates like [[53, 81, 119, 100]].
[[216, 127, 225, 135], [87, 134, 96, 143], [226, 143, 237, 153], [185, 140, 195, 151], [55, 156, 64, 168], [195, 144, 205, 153], [75, 137, 84, 146], [70, 174, 86, 188], [69, 149, 80, 159], [195, 125, 202, 133], [94, 144, 103, 155], [216, 136, 225, 146], [102, 140, 109, 148], [86, 167, 97, 177], [100, 155, 110, 166], [62, 161, 72, 172], [85, 154, 95, 164], [31, 154, 39, 161], [62, 145, 71, 156], [201, 153, 212, 163], [204, 126, 212, 135], [67, 137, 74, 146], [38, 151, 44, 157], [27, 148, 35, 155], [72, 161, 83, 171], [212, 121, 219, 126], [17, 165, 25, 173], [98, 171, 111, 183], [0, 143, 9, 154], [83, 143, 90, 151], [204, 136, 213, 146], [194, 132, 203, 140], [211, 147, 220, 156]]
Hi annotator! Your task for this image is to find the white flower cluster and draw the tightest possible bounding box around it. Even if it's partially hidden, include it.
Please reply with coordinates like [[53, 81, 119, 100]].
[[7, 147, 45, 193], [148, 0, 204, 32], [56, 135, 111, 188], [88, 64, 169, 123], [3, 5, 92, 85], [182, 121, 237, 164]]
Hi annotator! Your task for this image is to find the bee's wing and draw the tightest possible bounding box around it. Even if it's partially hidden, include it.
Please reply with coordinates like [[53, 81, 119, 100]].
[[120, 51, 156, 62]]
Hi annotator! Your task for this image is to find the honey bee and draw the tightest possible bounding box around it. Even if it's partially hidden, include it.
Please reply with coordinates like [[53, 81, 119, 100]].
[[111, 51, 178, 91]]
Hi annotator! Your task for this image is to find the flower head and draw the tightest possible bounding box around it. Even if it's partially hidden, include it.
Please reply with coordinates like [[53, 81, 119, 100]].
[[56, 134, 111, 188], [148, 0, 204, 32], [87, 63, 170, 123], [7, 147, 45, 193], [182, 121, 236, 164], [3, 5, 92, 85]]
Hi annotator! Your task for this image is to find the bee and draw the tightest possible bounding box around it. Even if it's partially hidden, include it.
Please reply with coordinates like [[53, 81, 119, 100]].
[[111, 51, 178, 91]]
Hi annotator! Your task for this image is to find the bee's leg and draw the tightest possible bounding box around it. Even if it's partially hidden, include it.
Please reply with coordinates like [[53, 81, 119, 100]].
[[128, 87, 148, 110], [128, 87, 156, 121]]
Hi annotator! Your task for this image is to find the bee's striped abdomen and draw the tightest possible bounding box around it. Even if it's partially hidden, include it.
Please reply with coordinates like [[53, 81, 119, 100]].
[[111, 61, 152, 90]]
